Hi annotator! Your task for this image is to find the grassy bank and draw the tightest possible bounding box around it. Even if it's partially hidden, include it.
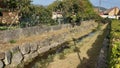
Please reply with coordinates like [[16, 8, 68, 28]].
[[109, 20, 120, 68]]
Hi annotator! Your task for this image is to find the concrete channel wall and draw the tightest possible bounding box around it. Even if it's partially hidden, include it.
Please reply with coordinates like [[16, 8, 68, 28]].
[[0, 20, 98, 68]]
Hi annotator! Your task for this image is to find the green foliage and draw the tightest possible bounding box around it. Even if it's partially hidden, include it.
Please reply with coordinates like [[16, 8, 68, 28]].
[[58, 53, 66, 60], [95, 17, 112, 24], [111, 20, 120, 39], [0, 26, 18, 30], [2, 0, 31, 11], [1, 0, 99, 27], [20, 0, 98, 26], [0, 26, 8, 30], [48, 0, 98, 23], [109, 20, 120, 68], [9, 40, 17, 44], [20, 5, 55, 27]]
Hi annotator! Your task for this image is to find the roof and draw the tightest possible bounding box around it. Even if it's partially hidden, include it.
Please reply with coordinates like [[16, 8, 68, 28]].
[[53, 11, 62, 14], [107, 7, 116, 13], [100, 7, 120, 15]]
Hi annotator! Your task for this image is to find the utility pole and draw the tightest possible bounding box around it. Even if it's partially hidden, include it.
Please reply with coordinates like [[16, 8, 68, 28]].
[[99, 0, 101, 13]]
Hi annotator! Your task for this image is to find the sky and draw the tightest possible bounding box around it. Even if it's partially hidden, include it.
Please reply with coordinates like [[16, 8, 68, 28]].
[[32, 0, 56, 6], [32, 0, 120, 9], [89, 0, 120, 9]]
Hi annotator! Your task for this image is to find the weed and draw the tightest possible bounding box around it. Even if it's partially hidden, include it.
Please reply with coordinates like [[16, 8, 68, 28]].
[[9, 40, 17, 44], [59, 53, 66, 60]]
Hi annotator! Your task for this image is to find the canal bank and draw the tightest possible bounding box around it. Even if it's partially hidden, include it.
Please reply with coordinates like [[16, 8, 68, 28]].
[[23, 24, 108, 68], [0, 21, 98, 68]]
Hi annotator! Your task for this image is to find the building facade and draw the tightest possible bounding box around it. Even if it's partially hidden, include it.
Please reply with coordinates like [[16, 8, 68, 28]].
[[100, 7, 120, 19], [0, 1, 19, 25]]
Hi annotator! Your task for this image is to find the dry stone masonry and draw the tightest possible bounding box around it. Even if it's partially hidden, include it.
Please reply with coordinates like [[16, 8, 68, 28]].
[[0, 20, 98, 68]]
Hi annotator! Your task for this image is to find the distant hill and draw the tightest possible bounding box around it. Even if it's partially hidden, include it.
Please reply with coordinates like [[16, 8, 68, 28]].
[[94, 6, 107, 11]]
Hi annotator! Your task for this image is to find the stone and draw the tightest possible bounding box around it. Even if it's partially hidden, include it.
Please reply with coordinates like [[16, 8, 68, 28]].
[[50, 42, 59, 48], [37, 40, 50, 49], [11, 50, 23, 67], [0, 52, 5, 60], [30, 43, 38, 53], [24, 52, 38, 62], [30, 52, 38, 59], [10, 46, 23, 67], [37, 46, 50, 54], [19, 43, 30, 55], [11, 46, 19, 53], [37, 41, 42, 49], [38, 41, 45, 48], [0, 60, 4, 68], [3, 51, 12, 65], [43, 40, 50, 46]]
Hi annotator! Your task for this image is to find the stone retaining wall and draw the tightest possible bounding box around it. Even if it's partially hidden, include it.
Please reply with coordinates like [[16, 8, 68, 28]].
[[0, 20, 94, 42], [96, 25, 110, 68], [0, 20, 98, 68], [0, 24, 71, 42]]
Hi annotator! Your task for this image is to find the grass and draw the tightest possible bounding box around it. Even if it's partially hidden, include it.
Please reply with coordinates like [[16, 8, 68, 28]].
[[0, 26, 19, 31], [0, 26, 8, 30], [109, 20, 120, 68], [9, 40, 17, 44]]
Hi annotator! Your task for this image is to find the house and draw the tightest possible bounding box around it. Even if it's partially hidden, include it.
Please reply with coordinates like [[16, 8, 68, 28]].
[[52, 11, 63, 19], [0, 1, 20, 25], [100, 7, 120, 19], [52, 11, 63, 24]]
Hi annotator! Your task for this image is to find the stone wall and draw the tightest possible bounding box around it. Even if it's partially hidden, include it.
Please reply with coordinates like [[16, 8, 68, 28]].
[[0, 24, 71, 42], [96, 25, 110, 68], [0, 20, 98, 68]]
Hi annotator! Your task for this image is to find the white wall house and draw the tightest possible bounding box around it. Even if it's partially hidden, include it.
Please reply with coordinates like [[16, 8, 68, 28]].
[[100, 7, 120, 19], [100, 15, 120, 19], [52, 11, 63, 19]]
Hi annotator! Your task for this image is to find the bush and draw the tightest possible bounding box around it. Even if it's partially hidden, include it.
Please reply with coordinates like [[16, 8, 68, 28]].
[[95, 17, 112, 24], [109, 20, 120, 68]]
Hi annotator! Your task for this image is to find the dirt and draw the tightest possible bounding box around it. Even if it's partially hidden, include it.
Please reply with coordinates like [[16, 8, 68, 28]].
[[47, 24, 108, 68]]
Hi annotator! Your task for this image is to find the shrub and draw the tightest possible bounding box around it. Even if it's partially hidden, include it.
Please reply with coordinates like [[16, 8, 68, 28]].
[[109, 20, 120, 68], [95, 17, 112, 24]]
